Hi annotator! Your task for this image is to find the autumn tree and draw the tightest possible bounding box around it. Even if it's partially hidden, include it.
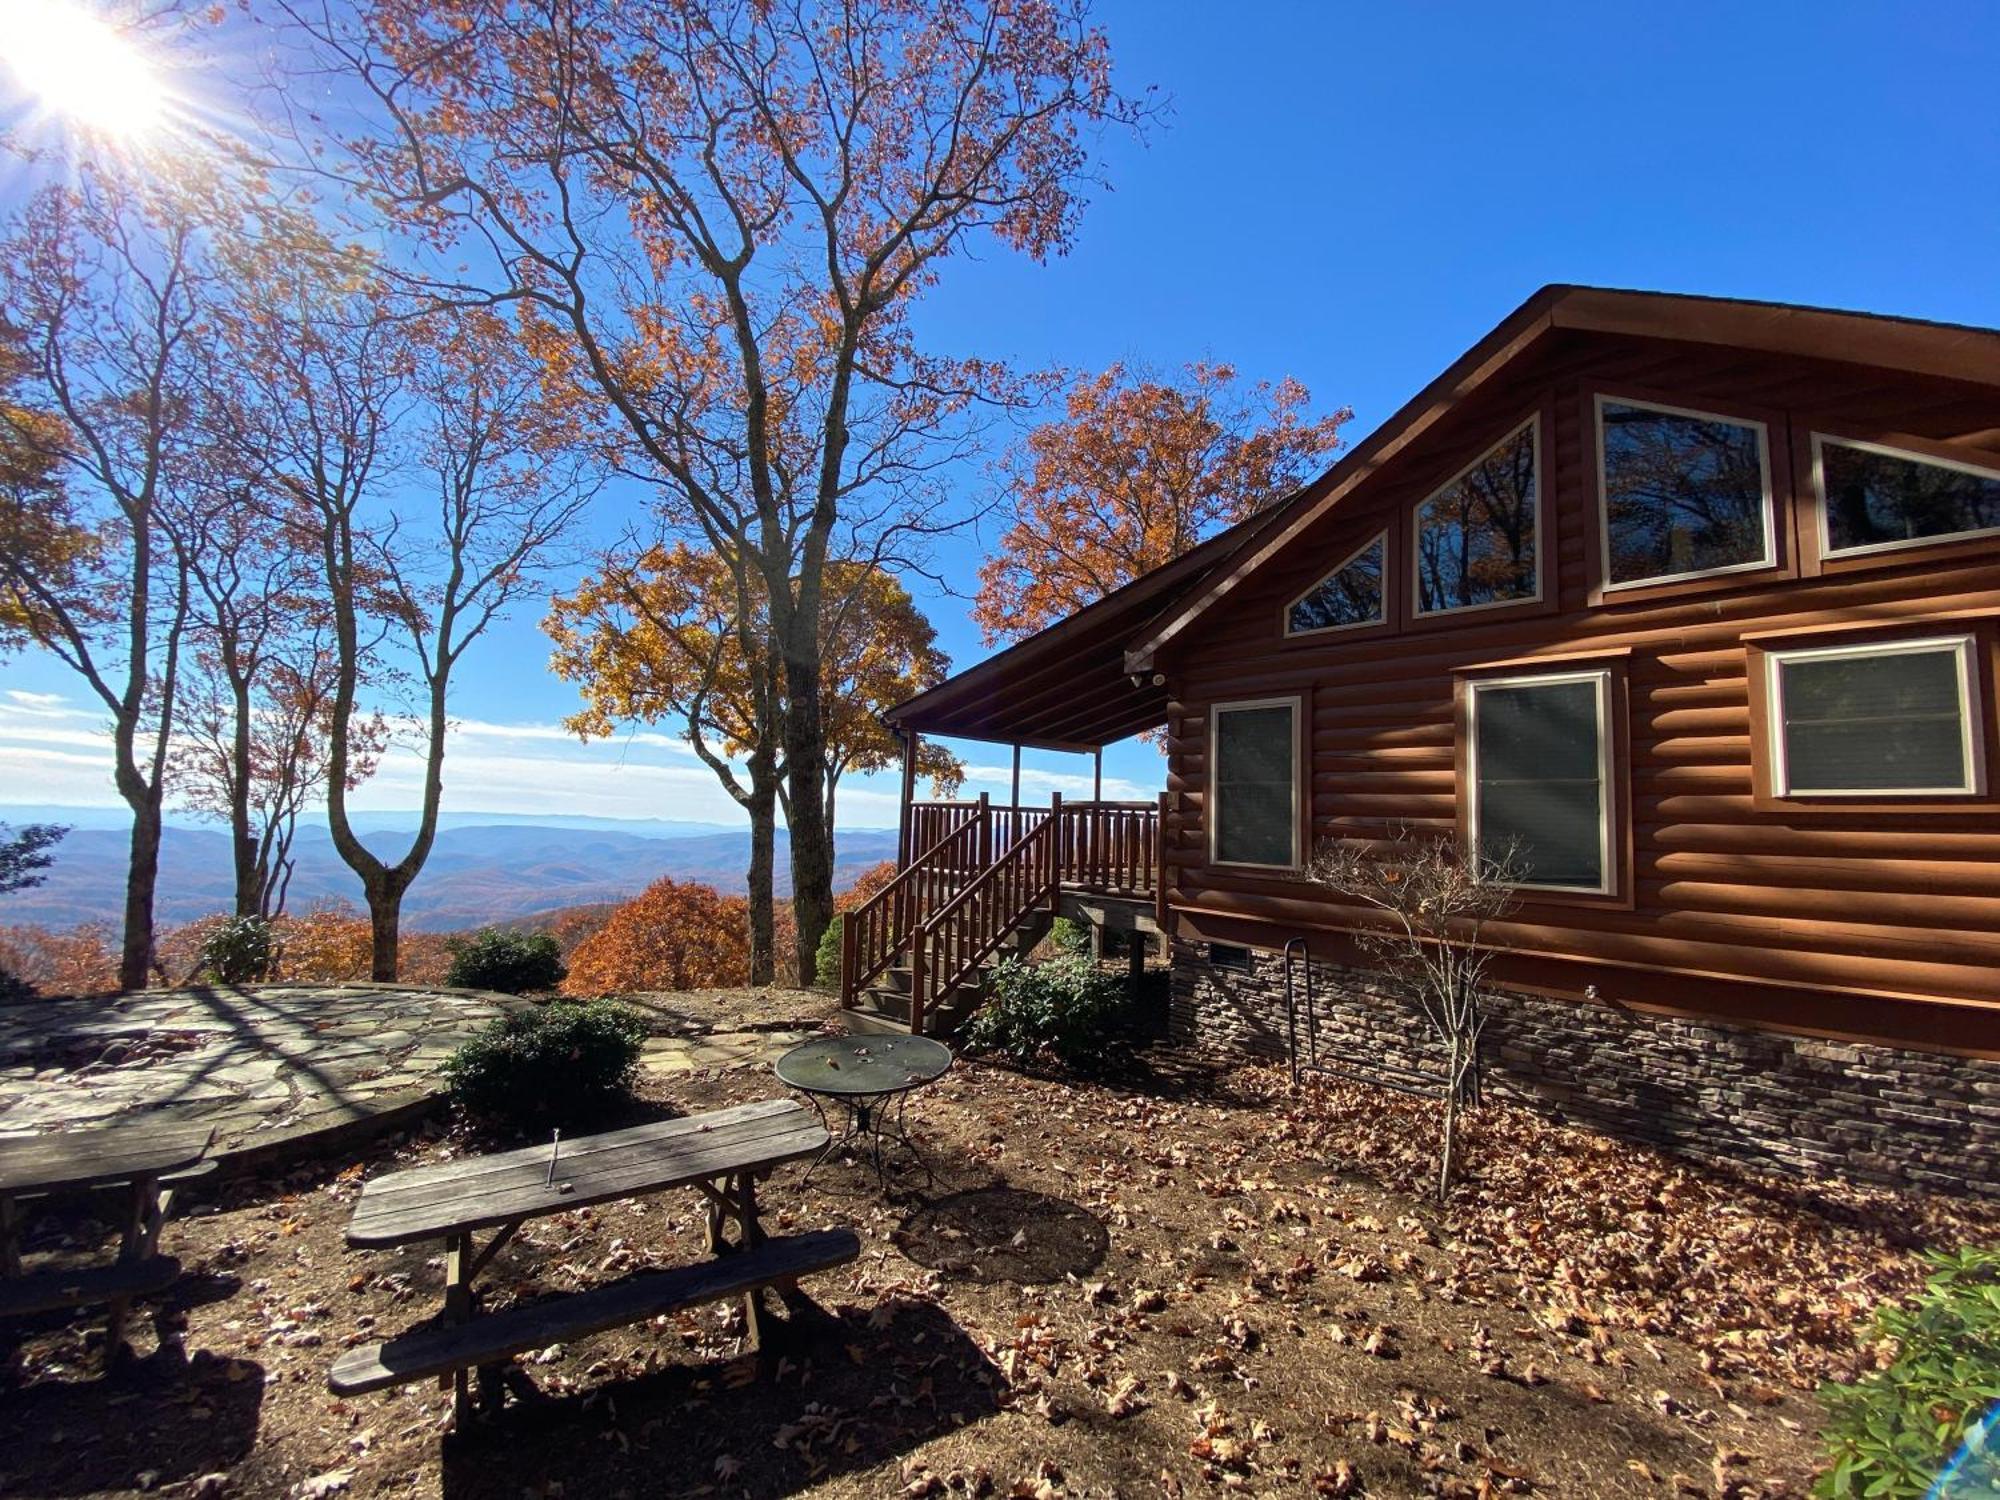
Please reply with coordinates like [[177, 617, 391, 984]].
[[291, 0, 1149, 983], [546, 546, 958, 983], [0, 163, 238, 990], [562, 876, 752, 996], [229, 266, 595, 979], [974, 362, 1351, 643]]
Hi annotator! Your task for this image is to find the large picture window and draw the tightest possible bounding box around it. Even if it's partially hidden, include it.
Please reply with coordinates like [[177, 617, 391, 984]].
[[1287, 532, 1386, 635], [1413, 419, 1539, 616], [1765, 636, 1983, 796], [1597, 397, 1771, 588], [1468, 670, 1613, 893], [1210, 698, 1300, 868], [1815, 435, 2000, 557]]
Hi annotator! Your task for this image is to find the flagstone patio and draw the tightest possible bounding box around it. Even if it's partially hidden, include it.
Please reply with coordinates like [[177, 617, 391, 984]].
[[0, 984, 510, 1167]]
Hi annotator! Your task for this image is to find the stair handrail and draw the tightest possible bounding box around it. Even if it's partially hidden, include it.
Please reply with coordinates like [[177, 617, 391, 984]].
[[910, 798, 1061, 1036], [841, 796, 989, 1006]]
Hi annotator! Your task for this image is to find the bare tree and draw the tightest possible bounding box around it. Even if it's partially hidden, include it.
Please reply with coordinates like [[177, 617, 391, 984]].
[[1305, 829, 1521, 1201], [233, 277, 596, 977], [0, 165, 229, 990]]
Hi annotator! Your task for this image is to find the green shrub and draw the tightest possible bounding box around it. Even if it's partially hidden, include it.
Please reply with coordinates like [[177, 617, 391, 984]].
[[816, 913, 845, 989], [959, 954, 1127, 1070], [445, 928, 566, 995], [1047, 916, 1092, 957], [1817, 1245, 2000, 1498], [200, 916, 275, 984], [441, 1000, 647, 1130]]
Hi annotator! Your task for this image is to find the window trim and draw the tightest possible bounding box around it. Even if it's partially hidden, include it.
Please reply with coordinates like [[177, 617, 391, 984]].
[[1593, 393, 1777, 594], [1206, 694, 1306, 872], [1282, 529, 1390, 638], [1410, 414, 1545, 620], [1762, 633, 1987, 799], [1811, 432, 2000, 561], [1464, 667, 1618, 898]]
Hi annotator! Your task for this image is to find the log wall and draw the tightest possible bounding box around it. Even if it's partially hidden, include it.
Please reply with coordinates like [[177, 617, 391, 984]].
[[1161, 329, 2000, 1056]]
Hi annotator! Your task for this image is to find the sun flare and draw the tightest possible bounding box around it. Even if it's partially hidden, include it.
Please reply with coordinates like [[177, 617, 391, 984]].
[[2, 0, 170, 138]]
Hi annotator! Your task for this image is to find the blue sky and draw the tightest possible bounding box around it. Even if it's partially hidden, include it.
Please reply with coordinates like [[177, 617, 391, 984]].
[[5, 0, 2000, 831]]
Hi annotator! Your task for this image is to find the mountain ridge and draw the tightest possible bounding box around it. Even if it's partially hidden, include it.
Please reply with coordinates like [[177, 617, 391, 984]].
[[0, 821, 901, 932]]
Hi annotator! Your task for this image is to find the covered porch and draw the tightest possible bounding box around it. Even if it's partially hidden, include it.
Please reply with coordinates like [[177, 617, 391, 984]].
[[844, 546, 1238, 1034]]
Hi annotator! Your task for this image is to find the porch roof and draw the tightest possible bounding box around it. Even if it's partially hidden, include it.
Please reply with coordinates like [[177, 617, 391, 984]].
[[880, 514, 1278, 748]]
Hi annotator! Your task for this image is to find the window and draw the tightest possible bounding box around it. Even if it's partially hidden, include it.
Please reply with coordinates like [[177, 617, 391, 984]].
[[1597, 397, 1771, 587], [1468, 670, 1613, 893], [1414, 419, 1539, 616], [1765, 636, 1983, 796], [1815, 435, 2000, 557], [1287, 532, 1386, 635], [1210, 698, 1300, 868]]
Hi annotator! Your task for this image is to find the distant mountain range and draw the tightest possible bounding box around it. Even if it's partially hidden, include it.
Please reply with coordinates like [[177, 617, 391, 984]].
[[0, 809, 901, 932]]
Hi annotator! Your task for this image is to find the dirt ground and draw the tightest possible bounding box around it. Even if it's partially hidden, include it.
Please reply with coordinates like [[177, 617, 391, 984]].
[[4, 989, 1995, 1500]]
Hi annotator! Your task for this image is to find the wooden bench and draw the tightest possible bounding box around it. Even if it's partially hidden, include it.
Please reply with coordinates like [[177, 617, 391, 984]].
[[334, 1099, 844, 1420], [330, 1228, 859, 1395], [0, 1255, 183, 1320], [1, 1122, 214, 1365]]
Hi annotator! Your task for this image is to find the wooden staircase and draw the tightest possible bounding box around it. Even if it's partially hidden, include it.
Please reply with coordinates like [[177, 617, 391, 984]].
[[840, 795, 1162, 1037]]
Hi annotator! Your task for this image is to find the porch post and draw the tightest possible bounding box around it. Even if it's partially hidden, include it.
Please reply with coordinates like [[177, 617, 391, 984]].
[[1092, 746, 1102, 802], [896, 729, 919, 868], [1010, 742, 1022, 810]]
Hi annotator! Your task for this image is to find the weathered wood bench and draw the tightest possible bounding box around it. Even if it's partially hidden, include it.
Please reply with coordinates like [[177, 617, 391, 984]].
[[330, 1227, 859, 1395], [0, 1122, 214, 1364], [334, 1099, 845, 1420]]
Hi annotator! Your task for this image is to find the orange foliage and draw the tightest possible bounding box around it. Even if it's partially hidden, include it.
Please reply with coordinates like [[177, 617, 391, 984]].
[[837, 861, 899, 913], [562, 877, 751, 996], [973, 363, 1352, 644], [0, 923, 118, 996]]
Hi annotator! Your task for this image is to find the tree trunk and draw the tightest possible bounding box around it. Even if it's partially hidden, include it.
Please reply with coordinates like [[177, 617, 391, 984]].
[[364, 872, 402, 983], [229, 670, 260, 918], [780, 632, 833, 987], [118, 802, 162, 992], [745, 771, 777, 987]]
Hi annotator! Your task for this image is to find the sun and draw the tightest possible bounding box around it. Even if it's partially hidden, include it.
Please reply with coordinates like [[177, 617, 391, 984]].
[[2, 1, 170, 139]]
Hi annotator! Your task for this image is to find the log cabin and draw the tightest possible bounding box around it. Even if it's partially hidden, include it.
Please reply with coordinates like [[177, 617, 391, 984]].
[[861, 285, 2000, 1194]]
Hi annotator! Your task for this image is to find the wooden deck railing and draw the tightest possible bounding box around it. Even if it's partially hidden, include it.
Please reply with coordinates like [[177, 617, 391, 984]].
[[1055, 799, 1160, 895], [844, 794, 1166, 1027], [841, 811, 990, 1007], [911, 815, 1060, 1036]]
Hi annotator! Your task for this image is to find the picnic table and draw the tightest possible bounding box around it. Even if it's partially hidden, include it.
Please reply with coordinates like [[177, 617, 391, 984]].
[[0, 1120, 216, 1364], [331, 1097, 859, 1422]]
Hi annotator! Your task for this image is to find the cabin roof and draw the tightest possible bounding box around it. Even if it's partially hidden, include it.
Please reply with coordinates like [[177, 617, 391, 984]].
[[884, 284, 2000, 749]]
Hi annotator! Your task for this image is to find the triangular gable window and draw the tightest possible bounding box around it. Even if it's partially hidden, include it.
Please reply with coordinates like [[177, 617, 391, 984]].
[[1286, 531, 1387, 636]]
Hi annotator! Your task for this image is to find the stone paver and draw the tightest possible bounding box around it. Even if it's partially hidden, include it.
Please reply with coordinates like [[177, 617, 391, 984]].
[[0, 984, 508, 1165]]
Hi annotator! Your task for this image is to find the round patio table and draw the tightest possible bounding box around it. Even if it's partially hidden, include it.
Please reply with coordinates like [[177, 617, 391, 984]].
[[774, 1034, 952, 1191]]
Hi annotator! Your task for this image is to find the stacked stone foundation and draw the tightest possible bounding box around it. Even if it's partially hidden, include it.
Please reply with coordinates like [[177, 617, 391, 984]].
[[1170, 938, 2000, 1197]]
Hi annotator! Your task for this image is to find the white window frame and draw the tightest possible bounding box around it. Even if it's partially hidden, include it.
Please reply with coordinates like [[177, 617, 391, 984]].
[[1466, 667, 1615, 895], [1812, 433, 2000, 559], [1207, 695, 1304, 871], [1594, 394, 1775, 592], [1411, 416, 1544, 619], [1764, 634, 1986, 798], [1283, 529, 1389, 637]]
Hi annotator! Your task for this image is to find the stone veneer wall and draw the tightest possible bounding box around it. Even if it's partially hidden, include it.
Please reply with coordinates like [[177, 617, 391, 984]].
[[1169, 938, 2000, 1198]]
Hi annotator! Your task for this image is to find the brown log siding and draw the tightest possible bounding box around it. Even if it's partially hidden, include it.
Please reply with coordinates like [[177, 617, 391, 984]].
[[1160, 330, 2000, 1055]]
